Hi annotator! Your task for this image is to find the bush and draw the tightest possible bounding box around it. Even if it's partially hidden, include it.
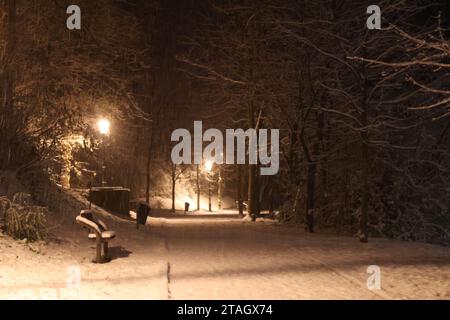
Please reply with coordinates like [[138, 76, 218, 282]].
[[0, 196, 11, 228], [4, 193, 48, 242]]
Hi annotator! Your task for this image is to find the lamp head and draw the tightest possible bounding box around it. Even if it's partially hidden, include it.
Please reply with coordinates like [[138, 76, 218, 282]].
[[97, 119, 110, 135], [204, 160, 213, 172]]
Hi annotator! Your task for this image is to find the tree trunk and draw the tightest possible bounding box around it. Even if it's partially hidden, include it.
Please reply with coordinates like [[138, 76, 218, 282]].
[[0, 0, 17, 169], [305, 162, 316, 232], [255, 163, 261, 216], [145, 135, 153, 205], [359, 64, 369, 243], [217, 167, 222, 210], [145, 153, 151, 204], [196, 164, 200, 211], [300, 125, 316, 233], [247, 96, 257, 220], [171, 164, 176, 213], [360, 138, 369, 242], [237, 165, 244, 216], [248, 164, 257, 220]]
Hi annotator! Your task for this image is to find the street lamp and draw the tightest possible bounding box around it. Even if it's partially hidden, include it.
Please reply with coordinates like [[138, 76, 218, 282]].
[[204, 160, 213, 212], [218, 152, 223, 211], [204, 160, 213, 172], [97, 118, 110, 187], [98, 119, 110, 136]]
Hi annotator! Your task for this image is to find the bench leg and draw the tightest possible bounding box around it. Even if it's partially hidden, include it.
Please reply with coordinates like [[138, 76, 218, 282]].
[[103, 241, 109, 262], [95, 238, 102, 263]]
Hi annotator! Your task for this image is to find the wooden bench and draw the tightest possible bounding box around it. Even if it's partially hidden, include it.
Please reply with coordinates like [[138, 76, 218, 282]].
[[76, 210, 116, 263]]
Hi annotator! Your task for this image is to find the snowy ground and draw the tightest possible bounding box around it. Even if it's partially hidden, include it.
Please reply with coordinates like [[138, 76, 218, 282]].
[[0, 207, 449, 300]]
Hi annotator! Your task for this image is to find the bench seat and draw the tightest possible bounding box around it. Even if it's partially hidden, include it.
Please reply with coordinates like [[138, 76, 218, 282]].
[[88, 230, 116, 240]]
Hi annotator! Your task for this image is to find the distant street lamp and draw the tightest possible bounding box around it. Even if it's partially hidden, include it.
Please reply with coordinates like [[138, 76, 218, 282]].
[[204, 160, 213, 212], [204, 160, 213, 172], [97, 119, 110, 187]]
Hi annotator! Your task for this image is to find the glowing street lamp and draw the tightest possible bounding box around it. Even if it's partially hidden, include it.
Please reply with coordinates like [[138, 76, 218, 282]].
[[97, 118, 111, 187], [97, 119, 111, 136], [204, 160, 213, 212], [204, 160, 213, 173]]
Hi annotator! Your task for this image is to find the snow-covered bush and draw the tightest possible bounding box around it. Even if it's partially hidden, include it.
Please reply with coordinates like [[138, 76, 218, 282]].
[[4, 193, 48, 242]]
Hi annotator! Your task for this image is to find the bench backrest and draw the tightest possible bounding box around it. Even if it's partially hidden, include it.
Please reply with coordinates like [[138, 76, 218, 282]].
[[77, 210, 108, 234]]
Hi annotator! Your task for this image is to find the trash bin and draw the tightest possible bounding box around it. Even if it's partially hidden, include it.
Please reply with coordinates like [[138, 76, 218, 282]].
[[136, 202, 150, 229], [184, 202, 190, 214]]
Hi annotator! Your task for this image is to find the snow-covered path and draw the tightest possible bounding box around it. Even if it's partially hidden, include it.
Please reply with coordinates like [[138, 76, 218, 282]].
[[1, 212, 449, 299], [158, 216, 449, 299]]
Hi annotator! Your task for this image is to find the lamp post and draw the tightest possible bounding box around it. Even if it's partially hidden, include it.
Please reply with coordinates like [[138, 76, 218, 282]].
[[218, 167, 222, 210], [204, 160, 213, 212], [97, 119, 110, 187], [217, 152, 223, 211]]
